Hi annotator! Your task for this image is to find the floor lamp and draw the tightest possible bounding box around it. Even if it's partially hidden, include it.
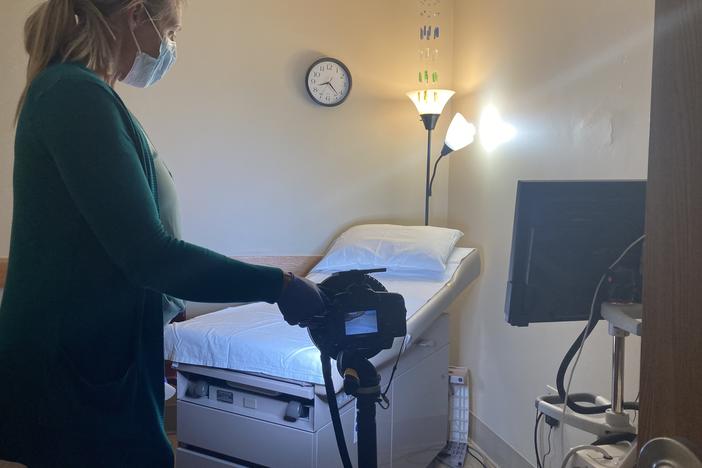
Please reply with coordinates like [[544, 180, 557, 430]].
[[407, 90, 475, 225]]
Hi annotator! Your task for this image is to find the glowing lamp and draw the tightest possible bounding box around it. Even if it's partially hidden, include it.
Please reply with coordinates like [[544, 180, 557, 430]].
[[442, 113, 477, 156], [406, 89, 456, 130]]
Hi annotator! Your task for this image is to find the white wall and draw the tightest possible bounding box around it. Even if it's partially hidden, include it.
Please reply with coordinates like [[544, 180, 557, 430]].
[[448, 0, 654, 464], [0, 0, 455, 257]]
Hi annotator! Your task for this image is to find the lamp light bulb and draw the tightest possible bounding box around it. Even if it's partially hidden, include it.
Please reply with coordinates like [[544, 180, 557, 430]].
[[444, 113, 476, 152]]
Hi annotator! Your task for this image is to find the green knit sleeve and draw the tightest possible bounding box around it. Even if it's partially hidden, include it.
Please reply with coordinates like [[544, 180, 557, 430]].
[[28, 77, 283, 303]]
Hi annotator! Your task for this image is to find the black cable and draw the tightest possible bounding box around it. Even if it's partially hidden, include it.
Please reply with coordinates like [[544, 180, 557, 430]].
[[592, 432, 637, 446], [541, 425, 553, 468], [379, 335, 407, 408], [321, 354, 353, 468], [556, 236, 645, 415], [534, 411, 544, 468], [467, 445, 488, 468], [632, 391, 640, 425], [428, 154, 446, 197], [556, 315, 640, 414]]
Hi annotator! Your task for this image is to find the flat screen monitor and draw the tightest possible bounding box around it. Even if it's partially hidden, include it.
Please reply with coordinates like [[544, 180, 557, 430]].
[[505, 180, 646, 326]]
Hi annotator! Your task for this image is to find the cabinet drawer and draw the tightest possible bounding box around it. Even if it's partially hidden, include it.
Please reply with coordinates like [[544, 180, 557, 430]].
[[177, 447, 246, 468], [178, 400, 313, 467]]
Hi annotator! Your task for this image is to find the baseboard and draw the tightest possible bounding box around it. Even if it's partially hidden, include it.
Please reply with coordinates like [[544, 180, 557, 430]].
[[469, 412, 533, 468]]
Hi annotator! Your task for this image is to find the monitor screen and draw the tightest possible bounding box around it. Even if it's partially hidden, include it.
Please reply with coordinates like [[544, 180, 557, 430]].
[[505, 180, 646, 326], [344, 310, 379, 336]]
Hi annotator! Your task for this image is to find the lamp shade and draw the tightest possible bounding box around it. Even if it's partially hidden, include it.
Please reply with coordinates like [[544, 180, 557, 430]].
[[444, 113, 476, 153], [406, 89, 455, 115]]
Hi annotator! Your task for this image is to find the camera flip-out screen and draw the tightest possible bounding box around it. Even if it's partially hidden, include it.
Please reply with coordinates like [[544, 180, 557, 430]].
[[344, 310, 378, 336]]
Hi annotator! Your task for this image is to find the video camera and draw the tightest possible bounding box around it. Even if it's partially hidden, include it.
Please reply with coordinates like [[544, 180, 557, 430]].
[[307, 268, 407, 360], [304, 268, 407, 468]]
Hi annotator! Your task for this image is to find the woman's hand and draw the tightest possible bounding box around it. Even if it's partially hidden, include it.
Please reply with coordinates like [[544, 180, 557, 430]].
[[277, 273, 328, 326]]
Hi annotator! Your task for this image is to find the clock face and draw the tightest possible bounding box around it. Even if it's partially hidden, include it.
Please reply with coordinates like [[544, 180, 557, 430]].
[[306, 58, 352, 107]]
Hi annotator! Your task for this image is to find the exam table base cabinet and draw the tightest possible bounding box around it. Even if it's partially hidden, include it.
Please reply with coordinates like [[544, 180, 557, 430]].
[[174, 314, 450, 468]]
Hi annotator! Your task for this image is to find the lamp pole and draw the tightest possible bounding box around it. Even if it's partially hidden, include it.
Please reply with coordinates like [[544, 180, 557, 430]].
[[425, 128, 432, 226], [420, 113, 440, 226]]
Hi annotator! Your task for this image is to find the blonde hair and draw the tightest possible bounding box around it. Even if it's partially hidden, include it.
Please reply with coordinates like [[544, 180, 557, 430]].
[[15, 0, 177, 123]]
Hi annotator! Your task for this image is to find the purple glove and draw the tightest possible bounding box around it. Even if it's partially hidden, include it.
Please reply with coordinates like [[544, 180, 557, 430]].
[[277, 273, 328, 326]]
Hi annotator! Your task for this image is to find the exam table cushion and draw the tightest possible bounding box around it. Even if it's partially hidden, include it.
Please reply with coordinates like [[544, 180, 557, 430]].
[[313, 224, 464, 274], [164, 248, 479, 387]]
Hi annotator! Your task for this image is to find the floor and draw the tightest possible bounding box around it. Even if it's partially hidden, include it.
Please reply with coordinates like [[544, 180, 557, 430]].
[[432, 459, 489, 468], [463, 454, 494, 468], [430, 443, 496, 468]]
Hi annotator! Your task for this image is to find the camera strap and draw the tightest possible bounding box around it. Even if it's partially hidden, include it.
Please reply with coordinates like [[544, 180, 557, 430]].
[[321, 353, 353, 468]]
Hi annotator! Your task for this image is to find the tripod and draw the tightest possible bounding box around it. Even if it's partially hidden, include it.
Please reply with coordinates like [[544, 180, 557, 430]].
[[321, 351, 383, 468]]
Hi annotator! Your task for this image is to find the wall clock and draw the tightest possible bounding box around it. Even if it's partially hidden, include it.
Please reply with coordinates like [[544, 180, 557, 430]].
[[305, 57, 352, 107]]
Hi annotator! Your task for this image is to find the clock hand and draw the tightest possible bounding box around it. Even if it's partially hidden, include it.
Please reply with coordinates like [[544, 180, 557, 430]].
[[327, 81, 339, 94]]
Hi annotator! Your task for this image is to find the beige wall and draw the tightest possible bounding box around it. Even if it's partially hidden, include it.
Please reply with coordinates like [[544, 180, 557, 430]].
[[448, 0, 654, 463], [0, 0, 455, 257], [1, 1, 657, 464], [0, 2, 35, 257]]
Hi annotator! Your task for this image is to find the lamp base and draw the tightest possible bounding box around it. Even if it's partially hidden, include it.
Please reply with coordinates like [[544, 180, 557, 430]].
[[420, 114, 440, 131]]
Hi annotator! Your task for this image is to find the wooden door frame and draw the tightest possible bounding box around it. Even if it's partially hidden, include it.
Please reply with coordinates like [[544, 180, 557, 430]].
[[639, 0, 702, 449]]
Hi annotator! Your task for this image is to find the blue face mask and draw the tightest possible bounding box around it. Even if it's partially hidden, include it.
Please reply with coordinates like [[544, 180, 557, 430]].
[[122, 8, 177, 88]]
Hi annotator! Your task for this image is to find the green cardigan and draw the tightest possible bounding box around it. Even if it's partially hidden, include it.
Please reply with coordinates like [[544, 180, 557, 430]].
[[0, 62, 283, 467]]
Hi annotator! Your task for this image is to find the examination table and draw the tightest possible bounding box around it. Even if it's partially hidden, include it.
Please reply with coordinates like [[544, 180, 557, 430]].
[[164, 247, 480, 468]]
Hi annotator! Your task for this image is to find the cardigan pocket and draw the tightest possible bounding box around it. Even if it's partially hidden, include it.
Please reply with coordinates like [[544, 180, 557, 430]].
[[59, 346, 138, 405], [53, 346, 140, 435]]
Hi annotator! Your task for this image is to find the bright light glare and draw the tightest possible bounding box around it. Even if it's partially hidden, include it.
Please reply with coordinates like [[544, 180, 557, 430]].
[[479, 105, 516, 152], [444, 113, 476, 152]]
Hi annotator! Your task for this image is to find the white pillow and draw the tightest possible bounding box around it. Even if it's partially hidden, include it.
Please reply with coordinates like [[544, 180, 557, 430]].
[[313, 224, 464, 274]]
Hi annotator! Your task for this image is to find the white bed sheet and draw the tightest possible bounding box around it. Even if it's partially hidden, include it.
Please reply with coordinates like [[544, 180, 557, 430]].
[[164, 248, 477, 386]]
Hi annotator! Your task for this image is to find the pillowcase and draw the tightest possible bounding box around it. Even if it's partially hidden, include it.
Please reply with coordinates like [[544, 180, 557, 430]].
[[313, 224, 464, 274]]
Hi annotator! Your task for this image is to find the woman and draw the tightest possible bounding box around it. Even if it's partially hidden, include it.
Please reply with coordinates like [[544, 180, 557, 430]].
[[0, 1, 325, 466]]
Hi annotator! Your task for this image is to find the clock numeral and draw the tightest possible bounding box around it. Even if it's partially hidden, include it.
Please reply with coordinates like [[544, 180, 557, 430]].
[[327, 64, 333, 70], [313, 71, 320, 78], [311, 79, 316, 84]]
